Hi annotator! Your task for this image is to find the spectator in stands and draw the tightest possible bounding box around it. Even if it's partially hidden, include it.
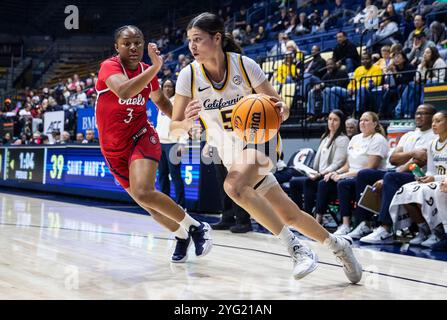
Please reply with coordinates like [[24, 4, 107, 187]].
[[367, 16, 399, 52], [285, 40, 304, 62], [269, 33, 289, 56], [316, 112, 388, 236], [332, 0, 355, 26], [396, 45, 445, 118], [290, 110, 349, 222], [319, 9, 336, 32], [19, 103, 33, 120], [31, 102, 43, 119], [175, 54, 186, 75], [429, 21, 447, 60], [274, 51, 298, 84], [407, 31, 436, 66], [161, 66, 174, 82], [416, 0, 447, 20], [298, 43, 321, 100], [51, 129, 61, 144], [30, 132, 42, 145], [243, 25, 255, 46], [232, 28, 245, 47], [85, 129, 97, 144], [308, 10, 322, 33], [234, 6, 248, 31], [60, 131, 71, 144], [381, 3, 400, 24], [345, 118, 359, 139], [271, 7, 289, 32], [383, 51, 416, 118], [285, 14, 298, 36], [374, 45, 392, 73], [389, 110, 447, 249], [164, 52, 174, 64], [40, 134, 49, 145], [20, 134, 30, 145], [403, 14, 430, 54], [156, 79, 186, 209], [390, 43, 403, 57], [332, 31, 360, 73], [307, 58, 349, 120], [417, 46, 447, 84], [252, 25, 266, 44], [73, 85, 87, 108], [2, 132, 12, 145], [305, 45, 327, 79], [76, 132, 88, 144], [348, 53, 383, 114], [295, 12, 311, 35], [3, 98, 12, 112], [358, 104, 436, 244], [350, 0, 375, 25]]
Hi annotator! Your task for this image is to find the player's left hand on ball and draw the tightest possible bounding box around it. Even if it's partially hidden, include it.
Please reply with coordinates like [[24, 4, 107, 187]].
[[269, 96, 286, 122]]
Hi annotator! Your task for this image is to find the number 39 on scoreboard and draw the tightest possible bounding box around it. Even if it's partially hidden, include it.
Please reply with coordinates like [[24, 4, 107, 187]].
[[50, 154, 64, 180]]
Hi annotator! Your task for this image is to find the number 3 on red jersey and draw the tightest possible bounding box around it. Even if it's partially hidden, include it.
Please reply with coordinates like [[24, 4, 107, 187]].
[[124, 108, 134, 123]]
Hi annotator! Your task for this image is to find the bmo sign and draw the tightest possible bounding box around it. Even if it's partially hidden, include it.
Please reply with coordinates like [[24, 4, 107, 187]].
[[77, 108, 98, 138]]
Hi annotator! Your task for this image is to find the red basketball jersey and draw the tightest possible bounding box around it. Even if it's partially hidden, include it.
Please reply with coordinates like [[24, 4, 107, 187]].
[[95, 56, 159, 157]]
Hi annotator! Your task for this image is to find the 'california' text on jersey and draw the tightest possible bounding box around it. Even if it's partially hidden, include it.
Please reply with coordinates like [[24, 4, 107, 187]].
[[191, 52, 254, 167]]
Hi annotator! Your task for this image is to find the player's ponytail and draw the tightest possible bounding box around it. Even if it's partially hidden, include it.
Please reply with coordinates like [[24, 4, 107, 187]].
[[187, 12, 242, 53], [222, 32, 242, 54]]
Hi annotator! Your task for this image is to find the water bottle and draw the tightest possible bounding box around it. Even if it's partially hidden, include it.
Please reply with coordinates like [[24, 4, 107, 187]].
[[409, 163, 425, 177]]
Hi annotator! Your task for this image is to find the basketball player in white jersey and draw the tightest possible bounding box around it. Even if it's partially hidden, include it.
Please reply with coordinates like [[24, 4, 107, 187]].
[[170, 12, 363, 283]]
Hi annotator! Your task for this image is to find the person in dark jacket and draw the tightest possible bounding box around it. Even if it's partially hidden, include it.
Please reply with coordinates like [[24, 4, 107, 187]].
[[387, 51, 418, 118], [332, 31, 360, 72], [307, 58, 350, 119], [305, 45, 327, 79]]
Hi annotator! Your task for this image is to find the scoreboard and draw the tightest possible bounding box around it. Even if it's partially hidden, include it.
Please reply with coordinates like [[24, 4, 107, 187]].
[[0, 145, 201, 209], [4, 148, 45, 183]]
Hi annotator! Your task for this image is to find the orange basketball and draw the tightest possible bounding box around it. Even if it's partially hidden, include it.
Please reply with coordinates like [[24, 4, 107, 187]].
[[231, 94, 281, 144]]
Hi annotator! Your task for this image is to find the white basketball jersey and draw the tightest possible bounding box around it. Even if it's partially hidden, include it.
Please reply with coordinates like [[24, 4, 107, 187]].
[[190, 52, 281, 168], [428, 138, 447, 176]]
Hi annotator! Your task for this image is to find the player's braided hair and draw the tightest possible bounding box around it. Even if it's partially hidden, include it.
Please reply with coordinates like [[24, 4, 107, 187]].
[[114, 25, 144, 43], [187, 12, 242, 54]]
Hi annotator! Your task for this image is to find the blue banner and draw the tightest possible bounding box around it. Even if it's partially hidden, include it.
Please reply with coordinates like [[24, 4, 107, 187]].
[[76, 108, 98, 138], [146, 99, 159, 127]]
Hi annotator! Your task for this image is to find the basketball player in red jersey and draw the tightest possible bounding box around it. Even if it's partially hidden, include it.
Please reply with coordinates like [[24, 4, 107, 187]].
[[95, 25, 212, 263]]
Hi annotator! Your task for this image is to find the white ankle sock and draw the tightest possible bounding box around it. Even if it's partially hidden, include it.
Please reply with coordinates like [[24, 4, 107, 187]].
[[179, 213, 201, 230], [278, 226, 298, 247], [324, 234, 344, 252], [173, 226, 189, 239]]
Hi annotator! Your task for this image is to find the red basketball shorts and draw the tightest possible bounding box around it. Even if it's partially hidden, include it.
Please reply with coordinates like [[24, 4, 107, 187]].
[[103, 123, 161, 189]]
